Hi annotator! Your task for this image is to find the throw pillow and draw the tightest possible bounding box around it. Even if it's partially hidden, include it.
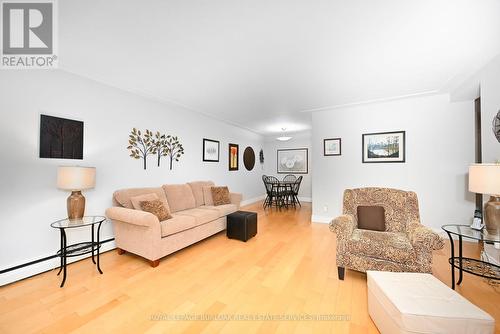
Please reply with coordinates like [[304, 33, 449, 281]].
[[130, 193, 159, 210], [203, 186, 214, 206], [211, 186, 231, 206], [357, 206, 385, 231], [140, 200, 172, 221]]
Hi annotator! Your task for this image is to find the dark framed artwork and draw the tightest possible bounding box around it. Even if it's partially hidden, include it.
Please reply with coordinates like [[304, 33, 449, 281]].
[[203, 138, 220, 162], [324, 138, 341, 156], [362, 131, 405, 163], [243, 146, 255, 171], [228, 143, 239, 171], [277, 148, 308, 174], [39, 114, 83, 159]]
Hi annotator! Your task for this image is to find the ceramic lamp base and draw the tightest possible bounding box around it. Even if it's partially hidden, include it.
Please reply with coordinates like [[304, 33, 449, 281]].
[[67, 191, 85, 219], [485, 196, 500, 235]]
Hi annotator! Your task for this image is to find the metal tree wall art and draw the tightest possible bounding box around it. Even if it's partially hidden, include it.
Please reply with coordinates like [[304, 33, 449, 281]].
[[127, 128, 154, 170], [152, 131, 168, 167], [163, 135, 185, 170]]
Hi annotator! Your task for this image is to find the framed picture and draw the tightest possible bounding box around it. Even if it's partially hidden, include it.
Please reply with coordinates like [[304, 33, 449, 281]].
[[324, 138, 341, 156], [39, 114, 84, 159], [203, 138, 220, 162], [362, 131, 405, 163], [228, 143, 239, 171], [277, 148, 308, 174]]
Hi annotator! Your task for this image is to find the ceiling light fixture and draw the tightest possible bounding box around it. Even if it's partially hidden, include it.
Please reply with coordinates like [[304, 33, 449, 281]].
[[276, 128, 292, 141]]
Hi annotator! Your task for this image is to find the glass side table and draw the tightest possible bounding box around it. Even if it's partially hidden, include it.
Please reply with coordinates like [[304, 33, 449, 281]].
[[441, 224, 500, 289], [50, 216, 107, 287]]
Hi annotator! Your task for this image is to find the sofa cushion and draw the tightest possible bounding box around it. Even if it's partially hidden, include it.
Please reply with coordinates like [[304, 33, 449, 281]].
[[357, 205, 385, 231], [139, 199, 172, 221], [114, 187, 169, 209], [203, 186, 214, 206], [162, 184, 196, 213], [130, 193, 159, 210], [160, 214, 197, 237], [203, 204, 238, 217], [188, 181, 215, 207], [174, 208, 220, 225], [211, 186, 231, 206], [347, 229, 415, 262]]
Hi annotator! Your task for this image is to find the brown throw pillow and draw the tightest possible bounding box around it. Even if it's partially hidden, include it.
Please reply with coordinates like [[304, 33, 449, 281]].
[[357, 206, 385, 231], [130, 193, 160, 210], [211, 186, 231, 206], [140, 200, 172, 221]]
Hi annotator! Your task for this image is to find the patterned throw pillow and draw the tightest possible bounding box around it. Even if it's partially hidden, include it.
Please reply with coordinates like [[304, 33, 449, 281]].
[[211, 186, 231, 206], [140, 200, 172, 221]]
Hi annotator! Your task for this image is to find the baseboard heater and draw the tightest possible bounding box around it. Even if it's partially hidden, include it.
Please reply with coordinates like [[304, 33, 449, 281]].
[[0, 238, 114, 275]]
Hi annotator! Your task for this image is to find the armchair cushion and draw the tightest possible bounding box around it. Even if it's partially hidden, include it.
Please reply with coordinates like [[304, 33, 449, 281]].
[[347, 229, 415, 263], [357, 205, 385, 231]]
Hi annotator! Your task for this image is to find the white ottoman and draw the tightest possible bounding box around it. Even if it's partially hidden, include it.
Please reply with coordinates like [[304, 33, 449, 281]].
[[367, 271, 495, 334]]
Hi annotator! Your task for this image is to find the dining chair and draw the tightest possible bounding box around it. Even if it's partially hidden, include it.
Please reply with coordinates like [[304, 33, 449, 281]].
[[292, 176, 303, 207], [282, 174, 297, 182]]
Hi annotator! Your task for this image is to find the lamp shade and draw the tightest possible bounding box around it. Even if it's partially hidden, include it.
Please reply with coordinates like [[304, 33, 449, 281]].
[[469, 164, 500, 196], [57, 166, 96, 191]]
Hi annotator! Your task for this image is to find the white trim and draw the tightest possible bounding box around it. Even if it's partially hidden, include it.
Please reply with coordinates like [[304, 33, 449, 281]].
[[311, 215, 333, 224], [0, 240, 116, 287], [299, 90, 440, 113], [298, 196, 312, 203], [241, 195, 266, 207]]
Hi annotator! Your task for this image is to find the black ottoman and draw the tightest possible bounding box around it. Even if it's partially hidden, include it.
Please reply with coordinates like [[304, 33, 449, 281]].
[[227, 211, 257, 242]]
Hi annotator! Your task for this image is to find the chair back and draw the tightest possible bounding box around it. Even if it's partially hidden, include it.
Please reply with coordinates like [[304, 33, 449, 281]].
[[282, 174, 297, 182], [342, 187, 420, 232], [293, 176, 303, 193]]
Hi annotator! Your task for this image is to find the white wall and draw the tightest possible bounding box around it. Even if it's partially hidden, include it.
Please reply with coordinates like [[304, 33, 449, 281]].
[[0, 70, 264, 285], [479, 56, 500, 163], [311, 94, 475, 229], [263, 134, 312, 200]]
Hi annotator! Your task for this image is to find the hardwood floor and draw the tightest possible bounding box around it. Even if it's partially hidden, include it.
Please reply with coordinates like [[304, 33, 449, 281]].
[[0, 202, 499, 334]]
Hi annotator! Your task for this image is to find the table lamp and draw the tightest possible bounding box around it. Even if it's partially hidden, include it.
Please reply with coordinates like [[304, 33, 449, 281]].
[[469, 164, 500, 233], [57, 166, 96, 219]]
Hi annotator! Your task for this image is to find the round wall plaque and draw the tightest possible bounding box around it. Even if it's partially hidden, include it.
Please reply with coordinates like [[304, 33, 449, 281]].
[[243, 147, 256, 171], [493, 109, 500, 143]]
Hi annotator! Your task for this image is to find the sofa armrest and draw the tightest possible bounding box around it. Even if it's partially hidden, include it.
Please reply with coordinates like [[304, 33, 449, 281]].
[[105, 207, 159, 228], [407, 221, 444, 251], [230, 192, 243, 208], [329, 214, 356, 240]]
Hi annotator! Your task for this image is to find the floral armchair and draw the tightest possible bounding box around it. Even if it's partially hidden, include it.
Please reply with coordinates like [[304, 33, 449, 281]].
[[330, 188, 444, 280]]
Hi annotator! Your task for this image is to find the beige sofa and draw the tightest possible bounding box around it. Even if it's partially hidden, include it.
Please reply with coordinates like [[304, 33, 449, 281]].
[[105, 181, 242, 267]]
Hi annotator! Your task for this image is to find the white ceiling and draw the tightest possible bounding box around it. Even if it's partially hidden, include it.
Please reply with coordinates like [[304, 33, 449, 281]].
[[59, 0, 500, 135]]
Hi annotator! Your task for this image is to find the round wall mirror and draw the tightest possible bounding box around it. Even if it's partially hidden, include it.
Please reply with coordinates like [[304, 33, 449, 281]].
[[243, 147, 255, 171]]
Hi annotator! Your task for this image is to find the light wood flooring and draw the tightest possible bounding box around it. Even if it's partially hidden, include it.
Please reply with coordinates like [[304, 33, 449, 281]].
[[0, 202, 499, 333]]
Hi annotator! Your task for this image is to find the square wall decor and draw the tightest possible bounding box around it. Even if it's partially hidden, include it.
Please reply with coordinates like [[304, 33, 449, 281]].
[[277, 148, 308, 174], [203, 138, 220, 162], [39, 114, 83, 159], [324, 138, 341, 156], [362, 131, 405, 163]]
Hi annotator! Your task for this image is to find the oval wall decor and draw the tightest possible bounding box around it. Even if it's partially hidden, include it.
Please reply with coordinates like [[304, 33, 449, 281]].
[[243, 147, 256, 171]]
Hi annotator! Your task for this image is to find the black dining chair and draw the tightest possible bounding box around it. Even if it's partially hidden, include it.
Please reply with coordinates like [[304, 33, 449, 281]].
[[266, 176, 284, 208], [262, 175, 272, 208], [291, 176, 303, 207]]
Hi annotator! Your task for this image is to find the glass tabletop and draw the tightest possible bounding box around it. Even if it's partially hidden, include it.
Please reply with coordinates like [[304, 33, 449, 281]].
[[50, 216, 107, 229], [441, 224, 500, 243]]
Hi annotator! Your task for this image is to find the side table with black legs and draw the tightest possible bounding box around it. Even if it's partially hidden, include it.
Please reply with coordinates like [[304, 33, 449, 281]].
[[50, 216, 107, 287], [441, 224, 500, 290]]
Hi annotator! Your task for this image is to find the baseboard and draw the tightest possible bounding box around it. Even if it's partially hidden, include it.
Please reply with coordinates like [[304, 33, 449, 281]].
[[311, 215, 333, 224], [0, 240, 116, 287], [241, 195, 266, 207], [298, 196, 312, 202]]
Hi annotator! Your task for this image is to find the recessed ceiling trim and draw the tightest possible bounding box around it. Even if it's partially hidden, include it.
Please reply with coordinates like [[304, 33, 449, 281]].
[[298, 90, 440, 113]]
